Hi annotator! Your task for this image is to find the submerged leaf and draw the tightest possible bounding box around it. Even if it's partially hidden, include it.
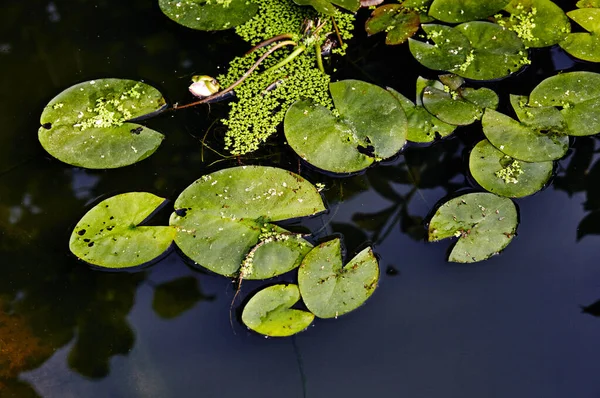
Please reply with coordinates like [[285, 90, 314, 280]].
[[69, 192, 176, 269], [429, 0, 510, 23], [242, 284, 314, 337], [39, 79, 166, 169], [298, 239, 379, 318], [428, 192, 518, 263], [158, 0, 259, 31], [365, 4, 420, 45]]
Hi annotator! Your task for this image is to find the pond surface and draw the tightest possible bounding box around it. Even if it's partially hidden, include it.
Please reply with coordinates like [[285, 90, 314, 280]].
[[1, 1, 600, 397]]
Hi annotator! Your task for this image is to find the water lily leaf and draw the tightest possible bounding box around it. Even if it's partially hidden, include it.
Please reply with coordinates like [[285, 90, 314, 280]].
[[152, 277, 210, 319], [428, 0, 510, 23], [482, 109, 569, 162], [365, 5, 421, 45], [404, 0, 434, 22], [422, 83, 499, 126], [284, 80, 407, 173], [495, 0, 571, 48], [469, 139, 553, 198], [39, 79, 166, 169], [69, 192, 176, 269], [298, 239, 379, 319], [561, 97, 600, 136], [451, 21, 528, 80], [242, 284, 314, 337], [158, 0, 259, 31], [408, 24, 472, 72], [428, 192, 518, 263], [293, 0, 360, 15], [560, 9, 600, 62], [169, 166, 325, 278], [577, 0, 600, 7], [509, 94, 568, 133], [388, 87, 456, 143]]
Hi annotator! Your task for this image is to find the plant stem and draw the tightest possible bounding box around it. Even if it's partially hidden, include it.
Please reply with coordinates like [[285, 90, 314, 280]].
[[264, 45, 306, 74], [315, 42, 325, 73], [331, 16, 344, 48], [174, 40, 297, 110], [245, 33, 294, 55]]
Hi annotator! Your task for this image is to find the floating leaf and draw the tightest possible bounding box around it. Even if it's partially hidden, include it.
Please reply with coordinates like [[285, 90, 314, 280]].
[[469, 139, 553, 198], [388, 86, 455, 143], [509, 94, 567, 133], [405, 0, 434, 22], [495, 0, 571, 48], [158, 0, 259, 31], [428, 0, 510, 23], [560, 9, 600, 62], [293, 0, 360, 15], [577, 0, 600, 7], [409, 24, 471, 72], [69, 192, 176, 269], [152, 277, 210, 319], [298, 239, 379, 318], [284, 80, 407, 173], [38, 79, 166, 169], [482, 109, 569, 162], [241, 284, 314, 337], [365, 5, 420, 45], [428, 192, 518, 263], [169, 166, 325, 277]]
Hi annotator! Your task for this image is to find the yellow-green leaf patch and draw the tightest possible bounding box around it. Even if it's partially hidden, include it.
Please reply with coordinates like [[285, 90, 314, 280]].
[[158, 0, 259, 31]]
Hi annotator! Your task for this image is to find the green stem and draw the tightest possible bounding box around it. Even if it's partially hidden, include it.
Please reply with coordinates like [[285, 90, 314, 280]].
[[245, 33, 294, 55], [264, 45, 306, 74], [314, 42, 325, 74]]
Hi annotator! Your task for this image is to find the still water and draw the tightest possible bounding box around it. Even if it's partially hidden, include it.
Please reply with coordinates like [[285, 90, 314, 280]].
[[1, 1, 600, 397]]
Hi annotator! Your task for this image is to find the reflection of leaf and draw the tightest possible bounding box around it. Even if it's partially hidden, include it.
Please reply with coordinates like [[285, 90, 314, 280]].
[[158, 0, 259, 31], [576, 211, 600, 240], [581, 299, 600, 317], [152, 276, 213, 319], [0, 378, 41, 398], [353, 206, 397, 232], [553, 137, 595, 196], [400, 207, 426, 241]]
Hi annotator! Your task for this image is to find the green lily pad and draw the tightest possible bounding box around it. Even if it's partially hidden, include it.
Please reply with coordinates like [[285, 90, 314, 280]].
[[469, 139, 553, 198], [69, 192, 176, 269], [365, 5, 421, 45], [169, 166, 325, 278], [577, 0, 600, 7], [561, 97, 600, 136], [428, 192, 518, 263], [560, 9, 600, 62], [404, 0, 434, 23], [510, 94, 568, 133], [482, 109, 569, 162], [388, 87, 455, 143], [293, 0, 360, 15], [408, 24, 472, 72], [284, 80, 407, 173], [428, 0, 510, 23], [241, 284, 314, 337], [495, 0, 571, 48], [38, 79, 166, 169], [298, 239, 379, 319], [451, 21, 528, 80], [158, 0, 259, 31]]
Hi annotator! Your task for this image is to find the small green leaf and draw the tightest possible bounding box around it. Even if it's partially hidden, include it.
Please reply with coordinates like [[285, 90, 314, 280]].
[[38, 79, 166, 169], [482, 109, 569, 162], [365, 5, 421, 45], [429, 0, 510, 23], [170, 166, 325, 277], [284, 80, 407, 173], [409, 24, 471, 72], [242, 284, 314, 337], [298, 239, 379, 319], [152, 277, 209, 319], [293, 0, 360, 15], [560, 9, 600, 62], [428, 192, 518, 263], [469, 139, 553, 198], [69, 192, 176, 269], [158, 0, 259, 31], [577, 0, 600, 7]]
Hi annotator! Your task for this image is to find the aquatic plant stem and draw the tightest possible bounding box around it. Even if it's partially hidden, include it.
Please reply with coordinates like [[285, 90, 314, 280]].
[[264, 45, 306, 74], [331, 16, 344, 48], [174, 40, 298, 110], [245, 33, 294, 55], [315, 43, 325, 73]]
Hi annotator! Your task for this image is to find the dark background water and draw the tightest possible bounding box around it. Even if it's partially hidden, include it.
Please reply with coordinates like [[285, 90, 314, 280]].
[[1, 1, 600, 397]]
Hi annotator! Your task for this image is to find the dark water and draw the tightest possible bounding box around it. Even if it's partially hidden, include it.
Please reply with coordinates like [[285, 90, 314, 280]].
[[1, 1, 600, 397]]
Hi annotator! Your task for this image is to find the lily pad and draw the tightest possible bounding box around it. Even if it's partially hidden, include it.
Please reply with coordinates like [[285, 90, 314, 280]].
[[409, 24, 472, 72], [428, 192, 518, 263], [428, 0, 510, 23], [560, 9, 600, 62], [404, 0, 434, 23], [298, 239, 379, 319], [293, 0, 360, 15], [241, 284, 314, 337], [469, 139, 553, 198], [169, 166, 325, 278], [388, 87, 455, 143], [482, 109, 569, 162], [577, 0, 600, 7], [495, 0, 571, 48], [38, 79, 166, 169], [158, 0, 259, 31], [422, 82, 499, 125], [365, 5, 421, 45], [284, 80, 407, 173], [69, 192, 176, 269], [509, 94, 567, 133]]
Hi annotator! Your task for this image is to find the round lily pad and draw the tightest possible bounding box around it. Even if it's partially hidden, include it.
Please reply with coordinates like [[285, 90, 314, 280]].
[[422, 85, 499, 126], [482, 109, 569, 162], [560, 9, 600, 62], [428, 192, 518, 263], [529, 71, 600, 107], [69, 192, 176, 269], [562, 97, 600, 136], [365, 4, 421, 45], [158, 0, 259, 31], [408, 24, 472, 72], [284, 80, 407, 173], [298, 239, 379, 319], [429, 0, 510, 23], [509, 94, 567, 133], [38, 79, 166, 169], [242, 284, 314, 337], [469, 139, 553, 198], [169, 166, 326, 278]]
